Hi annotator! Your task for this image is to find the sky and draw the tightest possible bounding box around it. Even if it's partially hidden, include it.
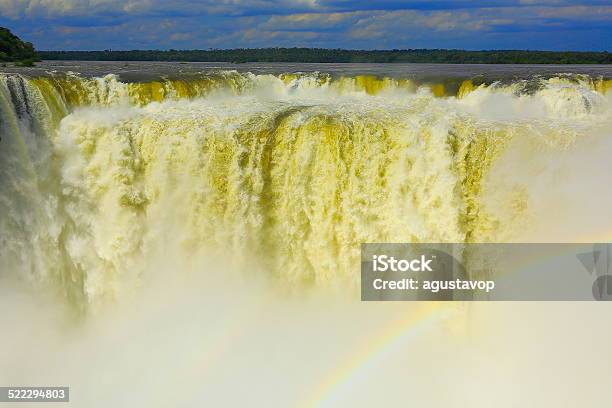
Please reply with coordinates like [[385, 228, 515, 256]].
[[0, 1, 610, 51]]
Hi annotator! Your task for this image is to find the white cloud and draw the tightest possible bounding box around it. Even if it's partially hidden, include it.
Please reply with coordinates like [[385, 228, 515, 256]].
[[1, 0, 609, 50], [0, 0, 324, 19]]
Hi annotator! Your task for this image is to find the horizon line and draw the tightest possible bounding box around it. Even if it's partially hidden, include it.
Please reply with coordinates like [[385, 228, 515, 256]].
[[41, 48, 610, 53]]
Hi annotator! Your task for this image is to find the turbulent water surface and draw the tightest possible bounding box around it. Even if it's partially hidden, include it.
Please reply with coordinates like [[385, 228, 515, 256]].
[[1, 62, 611, 407]]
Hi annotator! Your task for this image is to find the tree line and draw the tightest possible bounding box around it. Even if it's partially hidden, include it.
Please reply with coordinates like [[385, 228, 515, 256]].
[[39, 48, 611, 64]]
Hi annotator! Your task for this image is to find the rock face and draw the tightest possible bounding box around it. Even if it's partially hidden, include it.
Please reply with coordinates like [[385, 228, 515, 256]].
[[0, 27, 38, 63]]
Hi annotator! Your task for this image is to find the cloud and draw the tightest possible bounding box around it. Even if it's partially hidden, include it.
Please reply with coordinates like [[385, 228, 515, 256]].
[[0, 0, 324, 19], [0, 0, 609, 50]]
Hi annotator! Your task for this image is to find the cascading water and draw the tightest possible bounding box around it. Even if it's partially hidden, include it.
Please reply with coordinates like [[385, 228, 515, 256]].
[[1, 68, 612, 407], [1, 71, 611, 306]]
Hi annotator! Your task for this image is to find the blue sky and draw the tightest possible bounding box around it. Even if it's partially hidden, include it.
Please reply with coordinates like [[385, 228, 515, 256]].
[[1, 1, 610, 51]]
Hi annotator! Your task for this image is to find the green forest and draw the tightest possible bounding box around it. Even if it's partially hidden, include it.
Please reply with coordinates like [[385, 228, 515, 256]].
[[0, 27, 38, 64], [1, 25, 610, 65], [40, 48, 611, 64]]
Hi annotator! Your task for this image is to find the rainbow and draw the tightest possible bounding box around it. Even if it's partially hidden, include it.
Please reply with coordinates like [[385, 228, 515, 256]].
[[301, 303, 452, 407]]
